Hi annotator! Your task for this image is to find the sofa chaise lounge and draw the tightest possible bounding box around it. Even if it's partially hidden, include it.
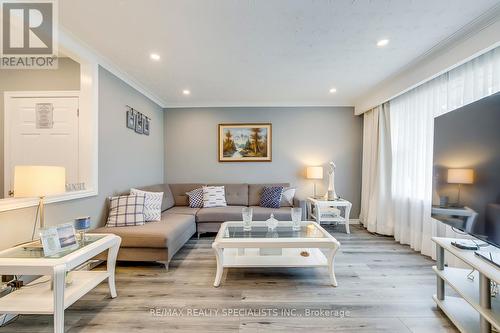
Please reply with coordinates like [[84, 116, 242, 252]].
[[92, 183, 306, 269]]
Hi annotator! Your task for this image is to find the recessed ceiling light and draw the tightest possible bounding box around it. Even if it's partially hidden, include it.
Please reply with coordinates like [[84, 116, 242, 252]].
[[182, 89, 191, 95], [329, 87, 337, 93], [377, 39, 389, 47], [150, 53, 160, 61]]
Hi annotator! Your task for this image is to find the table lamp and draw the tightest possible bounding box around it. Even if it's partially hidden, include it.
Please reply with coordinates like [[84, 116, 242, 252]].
[[14, 166, 66, 229], [447, 168, 474, 207], [306, 166, 323, 198]]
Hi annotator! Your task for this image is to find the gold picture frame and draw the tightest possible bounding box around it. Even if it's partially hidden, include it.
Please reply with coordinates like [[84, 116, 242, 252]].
[[218, 123, 272, 162]]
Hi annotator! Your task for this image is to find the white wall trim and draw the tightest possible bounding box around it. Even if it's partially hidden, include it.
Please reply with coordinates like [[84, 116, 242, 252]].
[[59, 27, 167, 108], [164, 102, 355, 109], [354, 6, 500, 114], [0, 189, 97, 212]]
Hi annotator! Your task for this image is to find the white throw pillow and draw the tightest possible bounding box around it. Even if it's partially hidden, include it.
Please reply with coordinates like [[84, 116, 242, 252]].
[[281, 187, 296, 206], [130, 188, 163, 221], [202, 186, 227, 208]]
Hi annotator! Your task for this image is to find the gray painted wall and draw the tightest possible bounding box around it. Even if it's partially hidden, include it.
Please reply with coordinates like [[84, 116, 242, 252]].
[[0, 67, 164, 250], [434, 93, 500, 235], [164, 107, 363, 217], [0, 58, 81, 198]]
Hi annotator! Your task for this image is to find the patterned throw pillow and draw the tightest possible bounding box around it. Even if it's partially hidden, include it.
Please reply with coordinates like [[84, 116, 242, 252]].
[[260, 186, 284, 208], [202, 186, 227, 208], [130, 188, 163, 221], [106, 195, 146, 227], [186, 187, 204, 208], [280, 187, 296, 207]]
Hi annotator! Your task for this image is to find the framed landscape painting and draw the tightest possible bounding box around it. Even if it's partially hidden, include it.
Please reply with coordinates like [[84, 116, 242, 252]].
[[218, 123, 272, 162]]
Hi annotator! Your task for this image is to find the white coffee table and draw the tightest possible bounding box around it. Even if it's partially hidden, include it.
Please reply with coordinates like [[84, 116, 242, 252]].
[[211, 221, 340, 287], [0, 234, 121, 333]]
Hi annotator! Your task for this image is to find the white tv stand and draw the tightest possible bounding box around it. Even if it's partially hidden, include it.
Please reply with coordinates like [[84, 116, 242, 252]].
[[432, 237, 500, 333]]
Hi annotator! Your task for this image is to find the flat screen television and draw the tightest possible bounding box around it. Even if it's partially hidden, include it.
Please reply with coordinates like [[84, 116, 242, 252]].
[[432, 92, 500, 249]]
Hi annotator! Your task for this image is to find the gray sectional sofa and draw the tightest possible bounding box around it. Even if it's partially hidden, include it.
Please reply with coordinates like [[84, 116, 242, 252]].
[[92, 183, 306, 269]]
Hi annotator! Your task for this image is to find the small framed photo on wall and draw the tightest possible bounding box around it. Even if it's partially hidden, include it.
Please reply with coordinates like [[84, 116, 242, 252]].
[[143, 116, 150, 135], [126, 108, 135, 129], [135, 112, 144, 134]]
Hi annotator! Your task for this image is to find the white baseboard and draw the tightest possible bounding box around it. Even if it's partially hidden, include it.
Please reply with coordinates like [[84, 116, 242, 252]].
[[349, 219, 360, 225]]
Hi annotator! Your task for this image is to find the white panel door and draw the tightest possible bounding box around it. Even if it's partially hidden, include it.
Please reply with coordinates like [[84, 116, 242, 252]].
[[5, 96, 79, 197]]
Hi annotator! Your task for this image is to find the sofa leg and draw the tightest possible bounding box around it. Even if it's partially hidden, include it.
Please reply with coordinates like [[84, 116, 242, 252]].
[[157, 261, 169, 271]]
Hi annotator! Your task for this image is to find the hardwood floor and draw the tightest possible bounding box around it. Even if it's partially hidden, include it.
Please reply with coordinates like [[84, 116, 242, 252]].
[[0, 224, 457, 332]]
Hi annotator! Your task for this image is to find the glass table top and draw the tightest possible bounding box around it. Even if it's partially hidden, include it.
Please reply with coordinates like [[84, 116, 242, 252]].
[[0, 235, 105, 259], [223, 223, 326, 239]]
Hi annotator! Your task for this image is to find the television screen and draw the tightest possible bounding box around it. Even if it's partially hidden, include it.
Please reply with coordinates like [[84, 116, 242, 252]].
[[432, 92, 500, 248]]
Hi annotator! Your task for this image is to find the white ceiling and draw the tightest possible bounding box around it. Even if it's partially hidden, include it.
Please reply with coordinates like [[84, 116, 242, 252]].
[[59, 0, 500, 108]]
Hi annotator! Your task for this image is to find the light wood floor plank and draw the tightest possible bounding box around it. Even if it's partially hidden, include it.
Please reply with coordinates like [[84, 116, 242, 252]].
[[0, 225, 456, 332]]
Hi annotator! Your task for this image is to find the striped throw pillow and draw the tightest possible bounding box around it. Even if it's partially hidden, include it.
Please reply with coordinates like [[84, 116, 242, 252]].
[[202, 186, 227, 208]]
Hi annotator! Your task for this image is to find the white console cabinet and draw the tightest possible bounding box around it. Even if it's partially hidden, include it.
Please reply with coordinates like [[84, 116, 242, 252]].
[[432, 237, 500, 333]]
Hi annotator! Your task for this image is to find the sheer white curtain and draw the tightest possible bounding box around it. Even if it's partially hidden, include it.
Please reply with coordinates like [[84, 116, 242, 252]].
[[445, 47, 500, 116], [390, 47, 500, 257], [361, 46, 500, 258], [360, 103, 393, 235], [390, 76, 447, 257]]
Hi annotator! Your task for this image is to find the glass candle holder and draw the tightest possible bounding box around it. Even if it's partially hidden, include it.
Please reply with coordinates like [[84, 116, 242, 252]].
[[74, 216, 91, 245], [291, 207, 302, 231], [242, 207, 253, 231]]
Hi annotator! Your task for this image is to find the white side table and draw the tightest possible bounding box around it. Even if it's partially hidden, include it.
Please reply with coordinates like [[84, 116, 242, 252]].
[[0, 234, 121, 333], [307, 197, 352, 234]]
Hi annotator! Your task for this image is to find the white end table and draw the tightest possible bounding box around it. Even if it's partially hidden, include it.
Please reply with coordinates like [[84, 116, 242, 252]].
[[0, 234, 121, 333], [307, 197, 352, 234]]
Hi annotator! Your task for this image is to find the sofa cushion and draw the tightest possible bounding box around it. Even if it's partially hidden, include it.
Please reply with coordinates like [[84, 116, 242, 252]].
[[260, 186, 284, 208], [209, 183, 249, 206], [186, 187, 204, 208], [106, 195, 146, 227], [248, 183, 290, 206], [280, 187, 296, 207], [137, 184, 174, 211], [250, 206, 292, 221], [164, 206, 201, 216], [169, 184, 204, 206], [196, 206, 246, 222], [130, 188, 163, 221], [202, 186, 227, 208], [93, 212, 195, 248]]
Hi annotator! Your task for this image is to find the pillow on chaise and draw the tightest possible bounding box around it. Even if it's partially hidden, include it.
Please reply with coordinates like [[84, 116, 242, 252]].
[[186, 187, 204, 208], [130, 188, 163, 221], [106, 194, 146, 227], [202, 186, 227, 208], [280, 187, 296, 206], [260, 186, 284, 208]]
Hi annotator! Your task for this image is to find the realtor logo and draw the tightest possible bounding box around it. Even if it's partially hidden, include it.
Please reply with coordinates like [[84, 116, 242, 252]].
[[1, 0, 58, 69]]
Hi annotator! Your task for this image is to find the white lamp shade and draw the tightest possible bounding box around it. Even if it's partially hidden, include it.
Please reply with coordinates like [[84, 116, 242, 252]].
[[447, 168, 474, 184], [306, 166, 324, 179], [14, 166, 66, 198]]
